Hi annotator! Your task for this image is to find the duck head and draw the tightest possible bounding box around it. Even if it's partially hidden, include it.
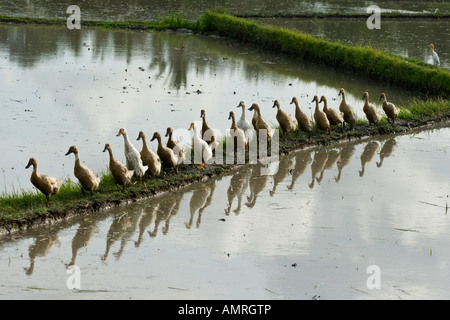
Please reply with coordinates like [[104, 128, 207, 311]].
[[165, 127, 173, 137], [272, 100, 280, 109], [65, 145, 78, 156], [188, 122, 195, 131], [379, 93, 387, 102], [237, 101, 245, 109], [311, 95, 319, 103], [319, 96, 327, 104], [150, 132, 161, 142], [248, 103, 260, 112], [290, 97, 298, 105], [136, 131, 145, 141], [338, 88, 345, 96], [25, 157, 37, 169], [362, 92, 369, 100], [200, 109, 206, 118], [116, 128, 126, 137], [228, 111, 235, 120], [103, 143, 111, 153]]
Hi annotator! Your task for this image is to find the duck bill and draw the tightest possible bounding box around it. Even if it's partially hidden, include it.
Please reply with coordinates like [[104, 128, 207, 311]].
[[65, 150, 72, 156], [25, 161, 32, 169]]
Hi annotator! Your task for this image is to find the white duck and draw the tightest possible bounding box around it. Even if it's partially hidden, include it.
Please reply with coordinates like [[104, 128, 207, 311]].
[[236, 101, 253, 132], [117, 127, 147, 184], [188, 122, 213, 169]]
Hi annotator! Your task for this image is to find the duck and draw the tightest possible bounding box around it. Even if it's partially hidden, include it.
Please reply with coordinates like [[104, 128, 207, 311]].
[[150, 131, 179, 172], [189, 122, 213, 169], [362, 92, 381, 125], [273, 99, 296, 133], [338, 88, 356, 130], [319, 95, 344, 133], [311, 95, 331, 135], [290, 96, 312, 137], [249, 102, 258, 131], [165, 127, 186, 165], [236, 101, 253, 132], [248, 103, 272, 143], [200, 109, 216, 145], [117, 128, 147, 184], [25, 157, 63, 204], [228, 111, 249, 152], [136, 130, 161, 177], [379, 93, 400, 124], [103, 143, 134, 190], [429, 43, 440, 67], [65, 145, 101, 195]]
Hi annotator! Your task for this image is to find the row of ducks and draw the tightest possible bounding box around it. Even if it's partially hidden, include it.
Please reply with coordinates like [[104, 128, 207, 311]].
[[246, 88, 399, 138], [25, 113, 223, 203], [25, 88, 399, 204]]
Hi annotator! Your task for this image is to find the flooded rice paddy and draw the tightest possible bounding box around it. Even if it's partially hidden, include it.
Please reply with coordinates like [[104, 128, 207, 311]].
[[0, 24, 416, 194], [2, 0, 449, 21], [0, 128, 449, 299], [1, 2, 450, 299]]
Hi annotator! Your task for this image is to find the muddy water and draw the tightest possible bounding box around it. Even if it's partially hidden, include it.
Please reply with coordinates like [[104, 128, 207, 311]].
[[0, 127, 449, 299], [0, 24, 415, 194]]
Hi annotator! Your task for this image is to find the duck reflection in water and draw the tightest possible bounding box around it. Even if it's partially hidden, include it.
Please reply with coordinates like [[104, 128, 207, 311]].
[[359, 140, 380, 177], [316, 148, 340, 185], [24, 229, 61, 276], [225, 167, 249, 215], [67, 219, 98, 267], [270, 157, 294, 196], [246, 163, 270, 208], [309, 149, 328, 189], [102, 210, 140, 262], [376, 138, 397, 168], [185, 177, 216, 229], [334, 142, 356, 183], [148, 191, 184, 237], [287, 149, 312, 191]]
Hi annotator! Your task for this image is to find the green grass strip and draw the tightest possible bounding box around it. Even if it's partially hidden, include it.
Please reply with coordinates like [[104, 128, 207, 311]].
[[198, 11, 450, 97]]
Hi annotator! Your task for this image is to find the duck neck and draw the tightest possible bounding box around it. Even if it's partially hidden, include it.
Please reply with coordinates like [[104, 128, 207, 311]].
[[74, 152, 81, 166], [322, 99, 328, 110], [141, 135, 149, 150], [107, 148, 115, 164], [315, 100, 320, 113], [230, 114, 237, 130], [341, 92, 346, 104], [239, 107, 246, 121], [293, 100, 300, 112]]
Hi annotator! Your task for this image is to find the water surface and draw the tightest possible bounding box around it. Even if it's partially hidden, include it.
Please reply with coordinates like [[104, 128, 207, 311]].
[[1, 0, 448, 21], [1, 127, 449, 299]]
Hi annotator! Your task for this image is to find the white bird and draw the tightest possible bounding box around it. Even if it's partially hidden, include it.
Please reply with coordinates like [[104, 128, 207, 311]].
[[236, 100, 254, 142], [189, 122, 213, 170], [429, 43, 440, 67], [236, 101, 252, 132], [117, 127, 147, 184]]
